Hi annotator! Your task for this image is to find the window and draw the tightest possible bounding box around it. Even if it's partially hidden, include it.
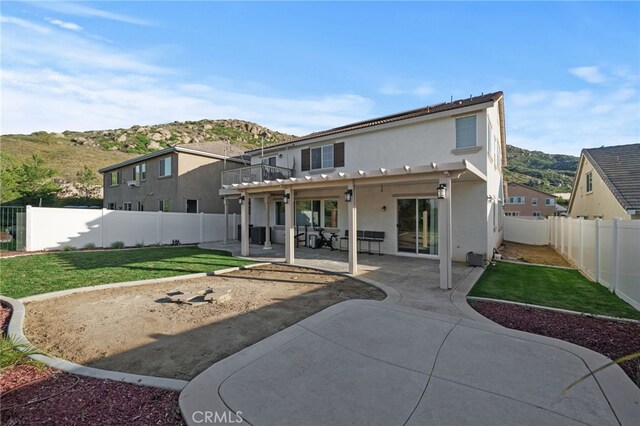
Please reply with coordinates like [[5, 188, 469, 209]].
[[531, 198, 538, 206], [110, 171, 120, 186], [506, 196, 525, 205], [158, 199, 169, 212], [275, 201, 285, 225], [311, 145, 333, 170], [505, 211, 520, 217], [532, 211, 541, 217], [137, 201, 144, 211], [295, 199, 338, 228], [455, 115, 477, 148], [133, 163, 146, 181], [545, 198, 555, 206], [262, 156, 276, 166], [123, 202, 132, 211], [586, 172, 593, 193], [107, 202, 116, 210], [186, 199, 198, 213], [301, 142, 344, 171], [159, 157, 172, 177]]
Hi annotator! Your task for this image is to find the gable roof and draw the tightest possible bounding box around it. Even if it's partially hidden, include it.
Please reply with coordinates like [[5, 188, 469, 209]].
[[247, 91, 504, 154], [507, 182, 557, 198], [574, 143, 640, 211], [99, 141, 246, 173]]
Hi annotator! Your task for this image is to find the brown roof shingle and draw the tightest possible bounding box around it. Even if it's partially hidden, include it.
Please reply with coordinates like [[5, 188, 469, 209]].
[[583, 143, 640, 210]]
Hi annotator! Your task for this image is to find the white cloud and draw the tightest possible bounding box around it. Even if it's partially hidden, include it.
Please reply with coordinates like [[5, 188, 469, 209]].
[[380, 83, 434, 97], [569, 66, 607, 84], [0, 15, 50, 33], [27, 1, 152, 26], [47, 18, 83, 31]]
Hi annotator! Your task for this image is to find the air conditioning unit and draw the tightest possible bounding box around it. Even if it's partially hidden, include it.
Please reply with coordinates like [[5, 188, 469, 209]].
[[127, 180, 140, 188]]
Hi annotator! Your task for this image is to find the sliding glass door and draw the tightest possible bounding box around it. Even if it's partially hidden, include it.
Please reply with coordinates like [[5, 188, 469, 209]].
[[397, 198, 438, 256]]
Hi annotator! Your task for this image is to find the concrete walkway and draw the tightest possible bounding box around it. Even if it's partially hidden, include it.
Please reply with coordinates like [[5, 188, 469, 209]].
[[180, 242, 640, 425]]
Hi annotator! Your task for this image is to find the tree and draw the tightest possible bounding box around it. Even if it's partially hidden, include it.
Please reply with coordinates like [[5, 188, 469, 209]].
[[0, 154, 20, 204], [12, 155, 61, 205], [76, 165, 98, 200]]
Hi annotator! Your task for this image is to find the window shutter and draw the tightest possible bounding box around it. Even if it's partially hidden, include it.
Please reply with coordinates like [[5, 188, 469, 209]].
[[301, 148, 310, 171], [333, 142, 345, 167]]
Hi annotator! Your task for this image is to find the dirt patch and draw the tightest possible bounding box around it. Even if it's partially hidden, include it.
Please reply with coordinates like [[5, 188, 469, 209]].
[[499, 241, 572, 267], [471, 301, 640, 386], [24, 264, 385, 380]]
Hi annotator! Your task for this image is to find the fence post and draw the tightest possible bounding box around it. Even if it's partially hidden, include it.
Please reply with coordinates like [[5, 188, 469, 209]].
[[595, 219, 601, 283], [560, 217, 565, 255], [25, 205, 32, 252], [101, 208, 107, 248], [199, 212, 204, 243], [567, 218, 573, 261], [157, 211, 163, 245], [232, 213, 237, 240], [578, 217, 584, 270], [611, 218, 621, 294]]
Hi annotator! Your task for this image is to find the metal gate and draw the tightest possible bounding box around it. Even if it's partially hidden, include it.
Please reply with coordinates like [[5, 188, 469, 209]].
[[0, 206, 26, 251]]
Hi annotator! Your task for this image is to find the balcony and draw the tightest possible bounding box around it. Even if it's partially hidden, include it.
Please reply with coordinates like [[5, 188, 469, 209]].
[[222, 164, 293, 187]]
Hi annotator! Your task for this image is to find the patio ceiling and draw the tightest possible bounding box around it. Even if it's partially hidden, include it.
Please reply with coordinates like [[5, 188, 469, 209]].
[[223, 160, 486, 195]]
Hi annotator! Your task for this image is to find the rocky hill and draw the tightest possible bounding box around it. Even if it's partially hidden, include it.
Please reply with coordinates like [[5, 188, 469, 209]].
[[1, 120, 295, 204], [504, 145, 579, 194]]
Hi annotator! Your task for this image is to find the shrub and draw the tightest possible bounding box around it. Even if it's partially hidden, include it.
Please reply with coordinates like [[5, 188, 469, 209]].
[[83, 242, 96, 250], [111, 241, 125, 249], [0, 335, 46, 370], [61, 244, 76, 252], [135, 241, 144, 248]]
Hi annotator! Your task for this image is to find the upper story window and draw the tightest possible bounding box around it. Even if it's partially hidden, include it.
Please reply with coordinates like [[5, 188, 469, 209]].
[[301, 142, 345, 172], [159, 157, 172, 177], [455, 115, 477, 148], [545, 198, 555, 206], [262, 156, 276, 166], [506, 196, 525, 205], [586, 172, 593, 193], [133, 163, 146, 181], [109, 171, 120, 186], [531, 198, 538, 206]]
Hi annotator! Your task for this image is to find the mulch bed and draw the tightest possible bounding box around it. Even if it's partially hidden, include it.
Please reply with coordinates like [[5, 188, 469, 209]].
[[471, 301, 640, 386], [0, 302, 185, 425]]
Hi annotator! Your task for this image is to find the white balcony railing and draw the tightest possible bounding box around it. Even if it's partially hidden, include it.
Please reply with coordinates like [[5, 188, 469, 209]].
[[221, 164, 293, 187]]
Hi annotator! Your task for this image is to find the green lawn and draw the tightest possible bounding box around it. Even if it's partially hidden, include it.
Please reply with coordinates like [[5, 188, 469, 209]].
[[0, 247, 254, 299], [469, 261, 640, 320]]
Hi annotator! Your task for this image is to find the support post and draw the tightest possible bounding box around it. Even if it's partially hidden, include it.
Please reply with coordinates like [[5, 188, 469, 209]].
[[223, 197, 229, 244], [347, 182, 358, 275], [611, 218, 620, 294], [438, 175, 452, 290], [285, 188, 295, 264], [263, 194, 272, 250], [241, 193, 249, 256]]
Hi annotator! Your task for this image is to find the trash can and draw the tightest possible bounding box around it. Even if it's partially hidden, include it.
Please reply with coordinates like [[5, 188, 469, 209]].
[[308, 234, 318, 249]]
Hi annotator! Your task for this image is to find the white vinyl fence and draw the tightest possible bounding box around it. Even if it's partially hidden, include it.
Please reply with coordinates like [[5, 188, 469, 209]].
[[504, 215, 640, 310], [25, 206, 237, 252]]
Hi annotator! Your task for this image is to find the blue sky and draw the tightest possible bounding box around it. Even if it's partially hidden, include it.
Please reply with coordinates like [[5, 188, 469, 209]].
[[1, 1, 638, 156]]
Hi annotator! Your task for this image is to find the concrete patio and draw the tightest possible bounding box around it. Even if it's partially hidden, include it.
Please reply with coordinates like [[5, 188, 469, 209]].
[[181, 241, 640, 425]]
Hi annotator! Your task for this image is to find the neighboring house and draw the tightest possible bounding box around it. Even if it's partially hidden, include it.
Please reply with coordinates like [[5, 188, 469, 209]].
[[100, 141, 246, 214], [504, 182, 557, 217], [568, 144, 640, 220], [220, 92, 507, 288]]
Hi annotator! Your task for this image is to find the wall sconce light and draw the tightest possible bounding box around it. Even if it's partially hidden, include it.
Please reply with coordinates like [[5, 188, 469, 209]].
[[382, 205, 387, 212], [344, 189, 353, 202], [238, 195, 245, 205], [437, 183, 447, 200], [283, 193, 290, 204], [487, 195, 495, 203]]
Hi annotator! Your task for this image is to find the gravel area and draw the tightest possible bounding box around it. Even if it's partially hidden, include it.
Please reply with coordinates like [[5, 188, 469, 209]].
[[471, 301, 640, 386]]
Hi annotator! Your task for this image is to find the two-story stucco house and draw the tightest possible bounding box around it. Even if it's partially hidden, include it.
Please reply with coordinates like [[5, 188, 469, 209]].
[[504, 182, 557, 217], [220, 92, 507, 289], [100, 141, 245, 214], [568, 144, 640, 220]]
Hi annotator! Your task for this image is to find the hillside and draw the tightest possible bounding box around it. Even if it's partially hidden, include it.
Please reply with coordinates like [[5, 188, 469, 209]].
[[1, 119, 295, 203], [504, 145, 578, 194]]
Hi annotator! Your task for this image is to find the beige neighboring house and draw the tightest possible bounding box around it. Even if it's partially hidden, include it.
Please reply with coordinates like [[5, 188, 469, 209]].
[[100, 141, 246, 214], [568, 143, 640, 220], [504, 182, 557, 217]]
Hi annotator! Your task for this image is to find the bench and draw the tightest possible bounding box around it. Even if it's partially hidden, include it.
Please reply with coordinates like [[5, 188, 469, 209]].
[[339, 230, 385, 255]]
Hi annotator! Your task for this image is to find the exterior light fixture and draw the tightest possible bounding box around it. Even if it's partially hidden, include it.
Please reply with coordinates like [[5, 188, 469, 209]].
[[437, 183, 447, 200], [382, 205, 387, 212], [283, 193, 290, 204], [238, 196, 245, 205], [344, 189, 353, 202]]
